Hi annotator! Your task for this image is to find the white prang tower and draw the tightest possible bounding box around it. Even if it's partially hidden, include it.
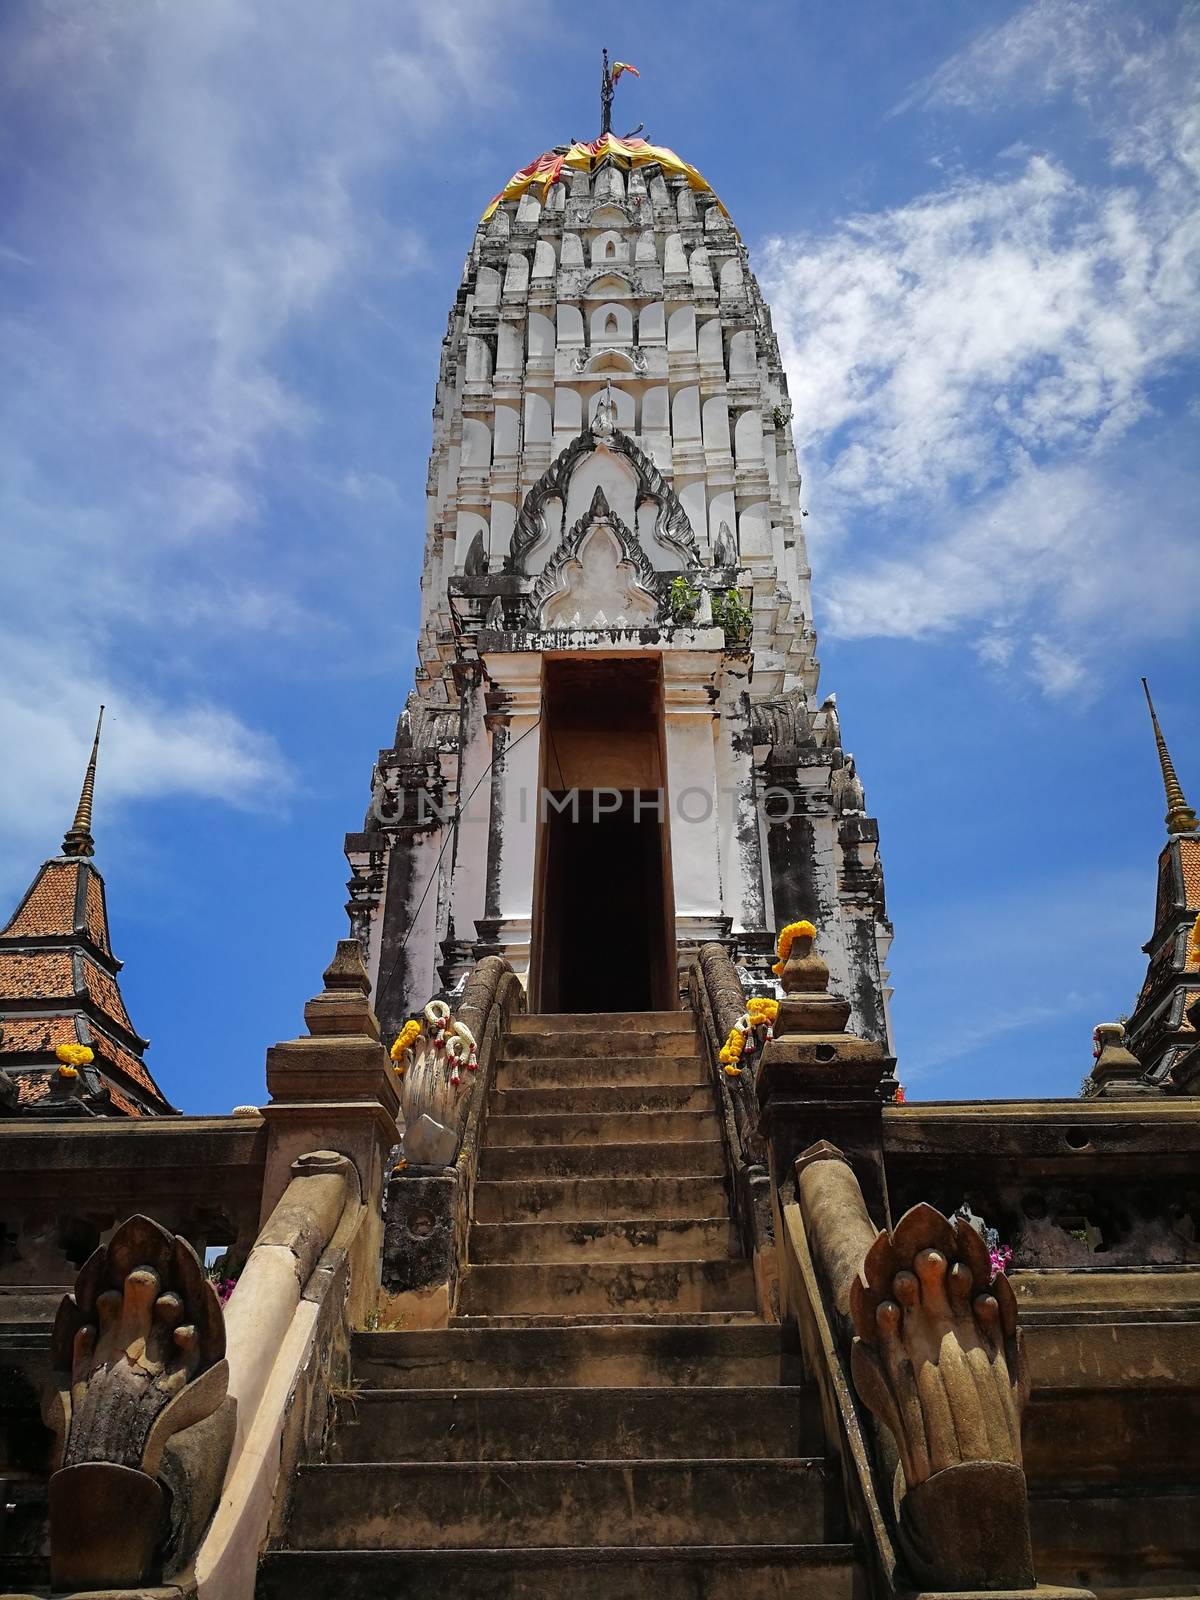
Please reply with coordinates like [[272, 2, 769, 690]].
[[345, 93, 893, 1045]]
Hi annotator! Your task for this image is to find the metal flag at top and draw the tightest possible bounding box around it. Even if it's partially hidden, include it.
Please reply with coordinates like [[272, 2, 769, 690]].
[[600, 47, 640, 136]]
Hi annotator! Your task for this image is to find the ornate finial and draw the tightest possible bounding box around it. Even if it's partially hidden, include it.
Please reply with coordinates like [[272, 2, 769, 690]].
[[601, 47, 613, 137], [1141, 678, 1197, 836], [599, 50, 640, 139], [62, 705, 104, 858]]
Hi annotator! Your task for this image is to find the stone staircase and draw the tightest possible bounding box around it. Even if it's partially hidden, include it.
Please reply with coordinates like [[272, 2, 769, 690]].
[[257, 1010, 860, 1597]]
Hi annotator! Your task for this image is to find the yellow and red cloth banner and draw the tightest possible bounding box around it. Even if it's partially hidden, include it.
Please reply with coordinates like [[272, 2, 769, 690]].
[[481, 134, 731, 227], [612, 61, 640, 84]]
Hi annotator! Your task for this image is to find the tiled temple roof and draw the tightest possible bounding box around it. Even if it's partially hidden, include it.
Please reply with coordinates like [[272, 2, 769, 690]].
[[1124, 684, 1200, 1085], [0, 711, 175, 1118]]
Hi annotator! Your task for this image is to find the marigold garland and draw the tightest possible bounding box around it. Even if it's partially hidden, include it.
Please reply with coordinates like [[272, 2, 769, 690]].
[[718, 997, 780, 1077], [55, 1043, 93, 1077], [772, 919, 816, 977], [390, 1019, 421, 1072]]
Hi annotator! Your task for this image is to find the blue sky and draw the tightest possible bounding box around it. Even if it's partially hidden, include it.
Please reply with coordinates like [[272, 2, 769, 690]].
[[1, 0, 1197, 1111]]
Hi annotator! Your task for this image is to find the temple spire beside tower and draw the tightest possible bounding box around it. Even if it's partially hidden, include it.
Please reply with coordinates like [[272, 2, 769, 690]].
[[62, 704, 104, 858], [1141, 678, 1198, 836]]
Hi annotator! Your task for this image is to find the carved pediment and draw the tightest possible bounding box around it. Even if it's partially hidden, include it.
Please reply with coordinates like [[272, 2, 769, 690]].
[[507, 424, 700, 574], [534, 487, 660, 630]]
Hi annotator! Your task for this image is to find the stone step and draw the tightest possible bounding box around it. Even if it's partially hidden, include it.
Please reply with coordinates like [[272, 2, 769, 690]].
[[474, 1175, 731, 1224], [485, 1110, 721, 1148], [456, 1258, 757, 1320], [282, 1458, 831, 1550], [496, 1053, 708, 1090], [256, 1543, 860, 1600], [490, 1082, 714, 1117], [1028, 1483, 1200, 1593], [331, 1385, 822, 1463], [452, 1311, 764, 1329], [470, 1215, 738, 1265], [510, 1011, 695, 1035], [478, 1140, 727, 1181], [350, 1323, 802, 1390], [501, 1030, 700, 1061]]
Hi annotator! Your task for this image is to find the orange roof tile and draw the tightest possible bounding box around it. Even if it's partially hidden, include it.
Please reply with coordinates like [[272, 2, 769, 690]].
[[80, 957, 133, 1033], [84, 870, 111, 953], [106, 1083, 143, 1117], [1181, 838, 1200, 907], [0, 1015, 79, 1055], [3, 861, 78, 938], [98, 1033, 167, 1104], [13, 1070, 54, 1106], [0, 951, 73, 1000]]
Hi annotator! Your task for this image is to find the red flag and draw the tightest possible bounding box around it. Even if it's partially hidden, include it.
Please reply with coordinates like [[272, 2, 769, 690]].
[[612, 61, 640, 85]]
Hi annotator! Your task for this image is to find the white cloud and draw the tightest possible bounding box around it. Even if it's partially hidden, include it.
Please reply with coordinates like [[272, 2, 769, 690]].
[[0, 640, 282, 897], [761, 0, 1200, 699], [0, 0, 542, 877]]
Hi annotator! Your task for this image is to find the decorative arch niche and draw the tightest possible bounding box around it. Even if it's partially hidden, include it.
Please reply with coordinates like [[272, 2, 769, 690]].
[[505, 424, 701, 574], [535, 488, 660, 630]]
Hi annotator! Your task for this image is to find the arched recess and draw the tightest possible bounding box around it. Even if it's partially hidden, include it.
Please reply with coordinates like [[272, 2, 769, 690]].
[[524, 390, 552, 445], [734, 408, 764, 462], [667, 305, 697, 353], [557, 305, 585, 346], [461, 416, 492, 469], [590, 230, 628, 265], [672, 385, 701, 441], [528, 311, 555, 360], [589, 302, 633, 342], [474, 264, 501, 308]]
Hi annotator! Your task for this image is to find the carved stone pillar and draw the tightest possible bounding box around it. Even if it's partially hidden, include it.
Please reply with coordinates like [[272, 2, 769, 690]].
[[755, 922, 894, 1223], [261, 939, 399, 1322]]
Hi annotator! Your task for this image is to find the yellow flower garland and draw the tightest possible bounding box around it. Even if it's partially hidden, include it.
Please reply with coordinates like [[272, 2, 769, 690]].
[[772, 919, 816, 977], [718, 998, 780, 1076], [55, 1043, 93, 1077], [390, 1018, 422, 1073]]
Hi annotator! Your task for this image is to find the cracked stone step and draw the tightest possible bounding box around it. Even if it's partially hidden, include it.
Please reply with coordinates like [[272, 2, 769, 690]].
[[256, 1543, 861, 1600], [329, 1385, 822, 1463], [282, 1458, 831, 1550], [456, 1258, 757, 1319], [484, 1110, 721, 1147], [474, 1175, 731, 1224], [350, 1323, 801, 1390], [470, 1215, 738, 1265], [495, 1053, 709, 1090], [490, 1082, 715, 1116], [478, 1139, 727, 1181]]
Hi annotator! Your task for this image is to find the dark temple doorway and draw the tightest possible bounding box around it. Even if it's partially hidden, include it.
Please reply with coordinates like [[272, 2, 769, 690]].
[[532, 657, 675, 1013]]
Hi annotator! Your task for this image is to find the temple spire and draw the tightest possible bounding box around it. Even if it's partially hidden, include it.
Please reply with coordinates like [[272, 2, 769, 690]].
[[1141, 678, 1197, 836], [62, 705, 104, 858]]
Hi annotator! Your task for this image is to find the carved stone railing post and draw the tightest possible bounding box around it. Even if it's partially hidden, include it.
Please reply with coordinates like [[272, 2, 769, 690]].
[[262, 938, 399, 1325], [756, 922, 895, 1222], [791, 1139, 1042, 1593], [691, 943, 777, 1318], [41, 1214, 235, 1591], [850, 1201, 1035, 1589], [382, 956, 522, 1326]]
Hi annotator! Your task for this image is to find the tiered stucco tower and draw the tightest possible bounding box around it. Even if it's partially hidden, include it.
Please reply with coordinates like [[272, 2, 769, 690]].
[[345, 130, 893, 1044]]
